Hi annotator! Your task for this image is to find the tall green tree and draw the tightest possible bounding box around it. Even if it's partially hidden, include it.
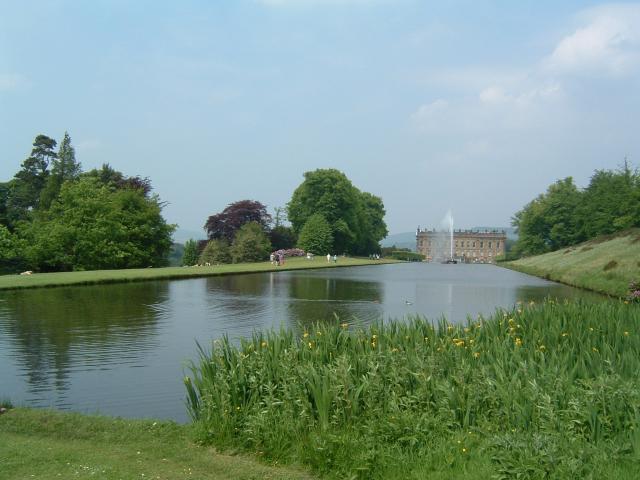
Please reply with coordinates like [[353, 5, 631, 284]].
[[20, 177, 175, 271], [40, 132, 82, 209], [8, 134, 57, 218], [200, 239, 231, 265], [512, 177, 581, 256], [288, 168, 387, 254], [182, 239, 199, 266], [296, 213, 333, 255], [230, 221, 272, 263]]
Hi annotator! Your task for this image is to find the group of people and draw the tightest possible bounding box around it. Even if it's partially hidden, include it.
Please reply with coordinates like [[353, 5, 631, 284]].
[[270, 252, 285, 266], [326, 253, 337, 263]]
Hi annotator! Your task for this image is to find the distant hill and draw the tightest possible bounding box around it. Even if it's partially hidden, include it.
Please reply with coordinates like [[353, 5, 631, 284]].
[[381, 231, 416, 251]]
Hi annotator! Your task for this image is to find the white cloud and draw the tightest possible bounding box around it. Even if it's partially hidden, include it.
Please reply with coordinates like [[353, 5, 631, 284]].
[[545, 4, 640, 75]]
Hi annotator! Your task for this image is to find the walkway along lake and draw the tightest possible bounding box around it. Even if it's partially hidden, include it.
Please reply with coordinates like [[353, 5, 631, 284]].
[[0, 263, 601, 422]]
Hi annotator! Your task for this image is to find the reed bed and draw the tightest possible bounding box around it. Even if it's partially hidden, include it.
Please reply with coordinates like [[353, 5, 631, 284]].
[[185, 300, 640, 479]]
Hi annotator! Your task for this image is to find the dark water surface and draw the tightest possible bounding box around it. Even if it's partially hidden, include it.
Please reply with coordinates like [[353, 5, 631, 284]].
[[0, 263, 600, 422]]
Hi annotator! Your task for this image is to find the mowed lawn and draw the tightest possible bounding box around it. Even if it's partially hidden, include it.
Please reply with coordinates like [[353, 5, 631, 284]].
[[505, 228, 640, 297], [0, 408, 314, 480], [0, 256, 398, 291]]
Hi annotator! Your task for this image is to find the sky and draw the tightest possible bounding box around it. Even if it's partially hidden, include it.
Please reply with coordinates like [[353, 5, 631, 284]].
[[1, 1, 639, 236]]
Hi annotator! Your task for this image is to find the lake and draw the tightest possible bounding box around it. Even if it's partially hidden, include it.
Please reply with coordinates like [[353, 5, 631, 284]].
[[0, 263, 600, 422]]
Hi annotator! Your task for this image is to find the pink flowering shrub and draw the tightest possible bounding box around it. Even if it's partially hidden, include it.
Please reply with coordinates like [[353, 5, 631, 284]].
[[273, 248, 306, 258]]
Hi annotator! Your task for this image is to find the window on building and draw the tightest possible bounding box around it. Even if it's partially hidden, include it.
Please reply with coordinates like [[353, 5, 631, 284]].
[[480, 241, 483, 248], [472, 241, 476, 247]]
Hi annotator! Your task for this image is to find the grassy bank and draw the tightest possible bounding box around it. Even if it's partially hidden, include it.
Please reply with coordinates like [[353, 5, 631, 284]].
[[0, 407, 313, 480], [185, 300, 640, 479], [504, 229, 640, 297], [0, 256, 397, 291]]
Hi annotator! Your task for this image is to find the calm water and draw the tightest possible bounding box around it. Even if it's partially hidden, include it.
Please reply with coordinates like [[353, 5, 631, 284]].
[[0, 263, 600, 422]]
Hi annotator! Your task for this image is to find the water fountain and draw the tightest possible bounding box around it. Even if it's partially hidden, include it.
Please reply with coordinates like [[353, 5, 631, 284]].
[[431, 210, 457, 263]]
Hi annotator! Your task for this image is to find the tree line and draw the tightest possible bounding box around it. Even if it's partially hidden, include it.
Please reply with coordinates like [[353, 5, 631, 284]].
[[512, 161, 640, 257], [185, 168, 388, 266], [0, 133, 175, 272]]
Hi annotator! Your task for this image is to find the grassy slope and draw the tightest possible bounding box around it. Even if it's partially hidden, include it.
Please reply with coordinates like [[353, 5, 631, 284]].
[[505, 229, 640, 297], [0, 408, 313, 480], [0, 257, 397, 291]]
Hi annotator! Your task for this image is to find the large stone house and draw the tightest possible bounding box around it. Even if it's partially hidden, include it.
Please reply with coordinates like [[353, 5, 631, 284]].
[[416, 228, 506, 263]]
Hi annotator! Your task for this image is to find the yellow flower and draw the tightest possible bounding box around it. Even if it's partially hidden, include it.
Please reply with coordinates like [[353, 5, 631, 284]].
[[473, 352, 480, 358], [464, 327, 470, 333], [372, 334, 378, 339], [308, 342, 313, 348], [391, 347, 399, 353], [592, 347, 599, 352], [515, 338, 522, 347], [424, 336, 429, 342], [561, 332, 569, 337], [303, 332, 309, 338], [462, 447, 467, 453], [340, 322, 349, 328], [539, 345, 546, 351], [624, 331, 630, 336], [589, 327, 594, 332], [261, 341, 267, 347]]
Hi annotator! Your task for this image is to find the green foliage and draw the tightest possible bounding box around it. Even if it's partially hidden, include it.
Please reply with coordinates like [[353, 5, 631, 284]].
[[40, 132, 81, 209], [287, 169, 387, 255], [390, 250, 424, 261], [0, 225, 26, 272], [200, 239, 232, 265], [269, 225, 297, 251], [186, 300, 640, 479], [18, 177, 175, 271], [182, 239, 200, 266], [296, 214, 333, 255], [513, 164, 640, 257], [230, 221, 272, 263]]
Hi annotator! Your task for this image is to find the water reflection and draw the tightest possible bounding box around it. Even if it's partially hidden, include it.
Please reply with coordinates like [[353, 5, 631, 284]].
[[0, 282, 167, 410]]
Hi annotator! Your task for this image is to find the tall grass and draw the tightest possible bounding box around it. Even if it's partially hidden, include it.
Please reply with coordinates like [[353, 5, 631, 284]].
[[185, 300, 640, 479]]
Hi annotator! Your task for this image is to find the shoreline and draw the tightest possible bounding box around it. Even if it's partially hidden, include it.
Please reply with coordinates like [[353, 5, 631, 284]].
[[0, 257, 400, 292]]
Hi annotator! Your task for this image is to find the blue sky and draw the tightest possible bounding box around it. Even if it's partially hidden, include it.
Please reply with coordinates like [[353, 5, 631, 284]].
[[1, 1, 639, 235]]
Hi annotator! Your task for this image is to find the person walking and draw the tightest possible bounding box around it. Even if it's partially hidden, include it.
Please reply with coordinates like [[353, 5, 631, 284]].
[[327, 253, 331, 263]]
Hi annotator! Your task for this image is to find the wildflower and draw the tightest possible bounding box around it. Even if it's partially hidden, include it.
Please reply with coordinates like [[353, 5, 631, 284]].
[[462, 448, 467, 453], [464, 327, 470, 333], [261, 341, 267, 348], [589, 327, 594, 332], [303, 332, 309, 338], [592, 347, 599, 353], [447, 325, 454, 332], [473, 352, 480, 358], [340, 322, 349, 328], [424, 337, 429, 342], [539, 345, 546, 351], [624, 331, 630, 336], [372, 334, 378, 339], [317, 331, 322, 336], [391, 347, 399, 353], [515, 338, 522, 347], [371, 342, 377, 348], [308, 342, 313, 349], [561, 332, 569, 337]]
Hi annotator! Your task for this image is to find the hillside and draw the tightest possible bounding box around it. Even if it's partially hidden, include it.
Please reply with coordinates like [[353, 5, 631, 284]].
[[505, 229, 640, 297]]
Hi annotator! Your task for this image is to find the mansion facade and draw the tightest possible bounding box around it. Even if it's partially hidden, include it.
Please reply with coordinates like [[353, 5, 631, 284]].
[[416, 228, 507, 264]]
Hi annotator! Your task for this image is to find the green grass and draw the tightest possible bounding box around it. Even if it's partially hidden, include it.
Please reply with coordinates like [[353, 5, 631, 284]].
[[504, 229, 640, 297], [185, 300, 640, 479], [0, 256, 398, 291], [0, 408, 313, 480]]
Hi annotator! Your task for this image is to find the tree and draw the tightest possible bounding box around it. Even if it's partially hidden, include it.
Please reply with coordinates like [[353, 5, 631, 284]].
[[182, 239, 199, 266], [288, 168, 387, 254], [230, 221, 272, 263], [270, 225, 297, 251], [19, 177, 175, 271], [296, 214, 333, 255], [82, 164, 153, 197], [0, 225, 26, 272], [199, 239, 231, 265], [40, 132, 83, 209], [511, 178, 581, 257], [9, 134, 57, 216], [204, 200, 271, 242]]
